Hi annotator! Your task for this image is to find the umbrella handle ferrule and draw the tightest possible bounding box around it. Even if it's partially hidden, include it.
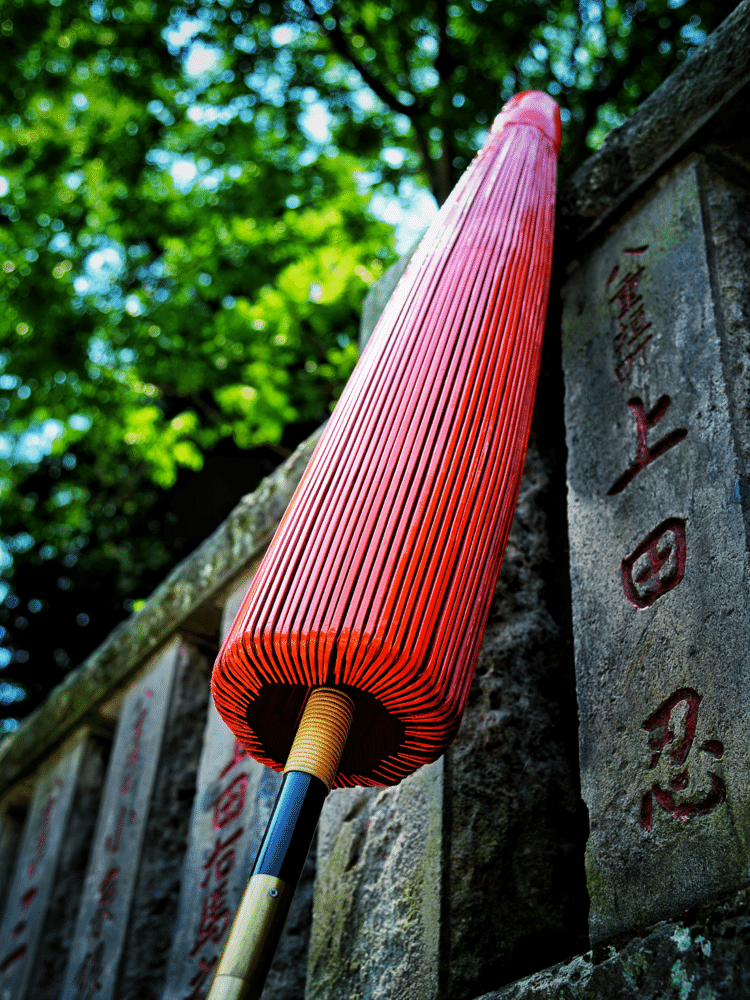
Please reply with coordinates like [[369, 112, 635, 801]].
[[207, 687, 355, 1000], [206, 874, 292, 1000]]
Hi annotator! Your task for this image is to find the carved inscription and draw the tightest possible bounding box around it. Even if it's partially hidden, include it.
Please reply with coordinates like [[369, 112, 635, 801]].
[[0, 779, 61, 976], [62, 647, 177, 1000], [604, 246, 689, 610], [608, 245, 651, 383], [608, 396, 687, 495], [622, 518, 687, 609], [640, 689, 726, 831], [184, 738, 249, 1000], [563, 164, 749, 940], [72, 694, 152, 995]]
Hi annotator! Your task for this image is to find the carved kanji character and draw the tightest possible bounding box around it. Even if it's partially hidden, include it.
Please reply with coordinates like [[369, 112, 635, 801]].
[[609, 265, 645, 318], [213, 773, 248, 832], [200, 827, 243, 889], [614, 310, 652, 354], [73, 941, 106, 1000], [608, 395, 687, 495], [219, 739, 251, 781], [189, 883, 231, 957], [0, 944, 27, 974], [20, 887, 37, 909], [613, 338, 652, 384], [184, 954, 218, 1000], [640, 688, 726, 831], [622, 518, 687, 609], [29, 793, 56, 877], [90, 867, 120, 939], [121, 704, 148, 793]]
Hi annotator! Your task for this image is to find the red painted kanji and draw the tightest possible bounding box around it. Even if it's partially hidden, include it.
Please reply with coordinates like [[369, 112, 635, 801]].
[[189, 882, 231, 957], [105, 804, 137, 854], [614, 342, 652, 384], [609, 264, 645, 318], [219, 739, 250, 781], [640, 688, 726, 831], [200, 827, 242, 890], [20, 888, 37, 909], [121, 703, 148, 794], [622, 518, 687, 609], [184, 750, 248, 993], [73, 941, 105, 1000], [89, 867, 120, 939], [185, 954, 218, 1000], [213, 773, 248, 832], [614, 307, 652, 354], [608, 395, 687, 495], [0, 945, 27, 974], [29, 787, 59, 877], [609, 246, 652, 383], [0, 783, 63, 980]]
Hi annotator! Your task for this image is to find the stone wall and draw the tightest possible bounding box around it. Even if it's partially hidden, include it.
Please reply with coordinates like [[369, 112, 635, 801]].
[[0, 4, 748, 998]]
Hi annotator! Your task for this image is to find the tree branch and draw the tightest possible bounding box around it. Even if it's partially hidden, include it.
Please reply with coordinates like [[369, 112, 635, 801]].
[[302, 4, 421, 119]]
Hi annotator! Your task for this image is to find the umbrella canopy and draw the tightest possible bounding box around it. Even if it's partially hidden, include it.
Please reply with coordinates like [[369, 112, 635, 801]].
[[213, 90, 561, 788]]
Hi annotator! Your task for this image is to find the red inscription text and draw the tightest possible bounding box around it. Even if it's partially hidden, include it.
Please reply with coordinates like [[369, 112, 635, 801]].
[[185, 955, 218, 1000], [213, 774, 248, 833], [608, 395, 687, 495], [608, 245, 652, 383], [640, 688, 726, 831], [622, 518, 686, 609]]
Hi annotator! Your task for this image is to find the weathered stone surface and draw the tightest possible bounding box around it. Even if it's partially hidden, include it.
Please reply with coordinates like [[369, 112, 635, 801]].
[[441, 432, 588, 998], [162, 580, 283, 1000], [563, 161, 750, 943], [60, 640, 180, 1000], [0, 734, 89, 1000], [699, 162, 750, 525], [559, 2, 750, 244], [0, 426, 324, 800], [26, 736, 109, 1000], [478, 884, 750, 1000], [307, 759, 442, 1000], [117, 641, 213, 1000]]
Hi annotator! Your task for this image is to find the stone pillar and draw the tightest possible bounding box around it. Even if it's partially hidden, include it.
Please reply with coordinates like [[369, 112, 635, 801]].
[[562, 159, 750, 943], [307, 760, 443, 1000], [25, 735, 109, 1000], [116, 639, 213, 1000], [439, 428, 587, 997], [0, 732, 96, 1000], [60, 639, 181, 999]]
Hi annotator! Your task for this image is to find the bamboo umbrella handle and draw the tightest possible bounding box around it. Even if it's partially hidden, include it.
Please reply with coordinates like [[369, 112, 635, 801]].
[[207, 688, 355, 1000]]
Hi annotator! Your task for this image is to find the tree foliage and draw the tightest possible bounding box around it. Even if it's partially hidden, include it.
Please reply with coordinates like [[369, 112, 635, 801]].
[[0, 0, 738, 729]]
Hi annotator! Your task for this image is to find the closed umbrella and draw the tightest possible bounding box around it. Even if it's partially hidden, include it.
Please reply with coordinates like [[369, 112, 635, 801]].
[[209, 90, 561, 1000]]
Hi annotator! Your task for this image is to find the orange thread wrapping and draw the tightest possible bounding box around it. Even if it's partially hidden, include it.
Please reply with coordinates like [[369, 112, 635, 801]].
[[284, 688, 355, 791]]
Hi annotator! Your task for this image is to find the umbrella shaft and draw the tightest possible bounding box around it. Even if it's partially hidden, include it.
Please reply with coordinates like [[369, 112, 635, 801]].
[[207, 688, 354, 999], [207, 771, 326, 999]]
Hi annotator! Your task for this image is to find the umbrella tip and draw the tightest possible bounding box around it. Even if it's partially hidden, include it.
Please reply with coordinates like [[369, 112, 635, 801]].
[[494, 91, 562, 154]]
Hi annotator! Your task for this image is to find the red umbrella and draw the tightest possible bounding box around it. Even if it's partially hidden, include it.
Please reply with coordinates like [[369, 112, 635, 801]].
[[209, 90, 561, 999]]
